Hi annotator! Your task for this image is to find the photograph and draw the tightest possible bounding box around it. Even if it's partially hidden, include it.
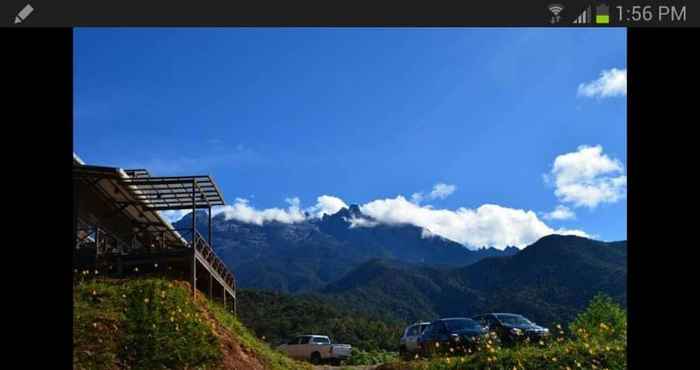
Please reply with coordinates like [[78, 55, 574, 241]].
[[72, 28, 627, 370]]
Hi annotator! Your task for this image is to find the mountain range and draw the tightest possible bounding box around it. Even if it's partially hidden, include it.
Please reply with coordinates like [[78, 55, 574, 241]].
[[174, 206, 626, 326], [321, 234, 627, 325], [173, 205, 518, 293]]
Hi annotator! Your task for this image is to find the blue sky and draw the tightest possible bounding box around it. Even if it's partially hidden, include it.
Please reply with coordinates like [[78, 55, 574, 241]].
[[74, 28, 626, 248]]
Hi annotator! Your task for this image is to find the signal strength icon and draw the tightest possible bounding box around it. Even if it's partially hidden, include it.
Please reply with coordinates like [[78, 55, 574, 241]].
[[573, 5, 592, 24]]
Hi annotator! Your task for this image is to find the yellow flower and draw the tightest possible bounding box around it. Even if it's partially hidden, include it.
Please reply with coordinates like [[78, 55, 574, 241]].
[[144, 298, 149, 304], [122, 294, 126, 299], [92, 290, 97, 296], [170, 317, 175, 322]]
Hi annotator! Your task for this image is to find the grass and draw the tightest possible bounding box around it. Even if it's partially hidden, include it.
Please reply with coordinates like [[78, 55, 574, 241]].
[[378, 337, 626, 370], [377, 294, 627, 370], [204, 298, 312, 370], [74, 273, 311, 370], [344, 349, 399, 366]]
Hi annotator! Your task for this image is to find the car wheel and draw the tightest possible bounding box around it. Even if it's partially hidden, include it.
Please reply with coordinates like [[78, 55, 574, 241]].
[[330, 358, 341, 366], [310, 352, 322, 365]]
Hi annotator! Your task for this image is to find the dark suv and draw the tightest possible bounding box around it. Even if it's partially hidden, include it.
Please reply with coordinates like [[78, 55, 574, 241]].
[[472, 313, 549, 345], [417, 318, 488, 357]]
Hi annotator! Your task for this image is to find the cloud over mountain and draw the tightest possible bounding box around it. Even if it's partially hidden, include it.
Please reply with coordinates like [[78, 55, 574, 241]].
[[199, 192, 587, 249]]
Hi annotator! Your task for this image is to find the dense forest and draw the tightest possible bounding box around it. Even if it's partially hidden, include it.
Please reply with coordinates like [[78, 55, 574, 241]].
[[237, 289, 406, 352]]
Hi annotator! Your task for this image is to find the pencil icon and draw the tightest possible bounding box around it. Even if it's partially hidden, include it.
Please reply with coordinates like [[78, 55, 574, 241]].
[[14, 4, 34, 24]]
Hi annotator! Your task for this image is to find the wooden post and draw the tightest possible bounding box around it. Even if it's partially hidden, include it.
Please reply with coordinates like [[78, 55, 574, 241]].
[[191, 179, 197, 298], [94, 226, 100, 270], [192, 252, 197, 298], [209, 273, 213, 299], [208, 205, 212, 248]]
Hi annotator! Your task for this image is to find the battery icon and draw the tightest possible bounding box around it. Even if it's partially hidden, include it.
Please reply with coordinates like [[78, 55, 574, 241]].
[[596, 4, 610, 24]]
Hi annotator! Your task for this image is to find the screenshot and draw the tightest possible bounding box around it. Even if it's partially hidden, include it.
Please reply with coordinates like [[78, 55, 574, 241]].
[[3, 1, 694, 369]]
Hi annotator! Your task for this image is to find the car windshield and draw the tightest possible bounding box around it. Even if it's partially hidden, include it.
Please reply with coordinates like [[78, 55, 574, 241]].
[[444, 319, 481, 331], [312, 337, 330, 344], [419, 324, 429, 333], [495, 315, 533, 326]]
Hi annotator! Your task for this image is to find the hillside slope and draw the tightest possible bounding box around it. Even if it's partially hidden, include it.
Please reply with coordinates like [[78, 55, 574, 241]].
[[73, 276, 310, 370], [322, 235, 627, 326]]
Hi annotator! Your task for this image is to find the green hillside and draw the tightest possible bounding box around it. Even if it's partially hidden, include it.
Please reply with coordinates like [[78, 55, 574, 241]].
[[237, 289, 405, 352], [73, 275, 311, 370], [322, 235, 627, 326]]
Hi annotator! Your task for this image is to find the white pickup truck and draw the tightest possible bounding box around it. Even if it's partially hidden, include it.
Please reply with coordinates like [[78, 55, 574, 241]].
[[277, 335, 352, 365]]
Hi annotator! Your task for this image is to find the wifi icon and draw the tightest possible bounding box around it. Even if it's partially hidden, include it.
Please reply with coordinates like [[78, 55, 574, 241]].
[[548, 4, 564, 23], [548, 4, 564, 16]]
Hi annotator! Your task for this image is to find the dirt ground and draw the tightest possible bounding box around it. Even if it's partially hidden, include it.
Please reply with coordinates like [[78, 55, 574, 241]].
[[192, 285, 268, 370], [312, 366, 381, 370]]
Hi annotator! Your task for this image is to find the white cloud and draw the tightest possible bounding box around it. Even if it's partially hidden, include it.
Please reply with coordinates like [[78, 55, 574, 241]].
[[578, 68, 627, 98], [543, 205, 576, 221], [205, 185, 590, 249], [548, 145, 627, 209], [411, 183, 457, 204], [215, 197, 307, 225], [359, 196, 588, 249], [347, 216, 379, 228], [159, 210, 191, 224], [306, 195, 349, 218], [212, 195, 347, 225]]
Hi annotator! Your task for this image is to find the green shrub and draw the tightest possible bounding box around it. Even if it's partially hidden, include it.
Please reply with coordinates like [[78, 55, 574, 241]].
[[569, 293, 627, 342], [345, 348, 399, 365]]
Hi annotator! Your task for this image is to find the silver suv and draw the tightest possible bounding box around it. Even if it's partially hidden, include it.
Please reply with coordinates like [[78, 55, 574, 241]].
[[399, 322, 431, 358]]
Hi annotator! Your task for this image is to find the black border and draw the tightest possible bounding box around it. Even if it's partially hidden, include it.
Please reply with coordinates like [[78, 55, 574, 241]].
[[5, 28, 73, 367], [627, 27, 698, 368]]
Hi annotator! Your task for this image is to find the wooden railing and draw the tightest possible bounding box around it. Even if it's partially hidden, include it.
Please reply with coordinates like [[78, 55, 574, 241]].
[[191, 230, 236, 292], [75, 218, 236, 295]]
